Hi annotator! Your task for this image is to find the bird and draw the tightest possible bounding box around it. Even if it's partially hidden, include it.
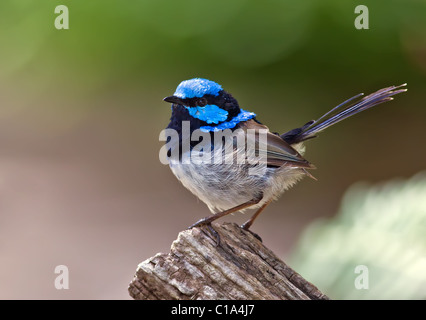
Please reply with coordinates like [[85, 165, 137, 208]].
[[163, 78, 407, 243]]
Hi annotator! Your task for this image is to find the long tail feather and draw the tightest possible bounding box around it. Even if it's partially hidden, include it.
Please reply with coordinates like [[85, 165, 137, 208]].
[[281, 84, 407, 144]]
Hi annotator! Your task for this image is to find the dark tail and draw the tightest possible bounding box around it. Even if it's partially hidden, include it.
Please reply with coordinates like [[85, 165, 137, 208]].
[[281, 84, 407, 145]]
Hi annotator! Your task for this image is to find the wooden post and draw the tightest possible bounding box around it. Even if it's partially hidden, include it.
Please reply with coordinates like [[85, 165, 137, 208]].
[[128, 222, 329, 300]]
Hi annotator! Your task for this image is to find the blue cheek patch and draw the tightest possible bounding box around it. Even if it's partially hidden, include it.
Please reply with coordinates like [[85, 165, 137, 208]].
[[186, 105, 229, 124], [199, 109, 256, 132], [174, 78, 222, 99]]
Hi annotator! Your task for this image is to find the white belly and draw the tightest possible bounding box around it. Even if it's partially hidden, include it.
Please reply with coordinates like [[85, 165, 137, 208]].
[[169, 155, 306, 214]]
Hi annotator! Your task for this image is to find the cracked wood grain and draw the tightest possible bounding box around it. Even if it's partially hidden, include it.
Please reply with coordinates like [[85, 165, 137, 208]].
[[128, 222, 329, 300]]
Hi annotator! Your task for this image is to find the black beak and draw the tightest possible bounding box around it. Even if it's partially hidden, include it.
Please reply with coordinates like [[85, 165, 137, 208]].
[[163, 95, 183, 104]]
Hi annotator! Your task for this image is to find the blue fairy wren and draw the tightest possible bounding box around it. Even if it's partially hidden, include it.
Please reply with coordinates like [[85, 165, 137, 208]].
[[163, 78, 406, 241]]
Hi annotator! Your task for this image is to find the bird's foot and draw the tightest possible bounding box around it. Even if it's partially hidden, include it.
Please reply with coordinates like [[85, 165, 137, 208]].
[[188, 220, 220, 246], [240, 223, 263, 242]]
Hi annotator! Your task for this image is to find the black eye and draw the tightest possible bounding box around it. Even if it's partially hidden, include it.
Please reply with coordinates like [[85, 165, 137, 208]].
[[198, 98, 208, 107]]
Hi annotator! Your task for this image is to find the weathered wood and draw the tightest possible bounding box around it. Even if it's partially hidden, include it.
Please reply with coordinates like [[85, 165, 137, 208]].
[[128, 222, 329, 300]]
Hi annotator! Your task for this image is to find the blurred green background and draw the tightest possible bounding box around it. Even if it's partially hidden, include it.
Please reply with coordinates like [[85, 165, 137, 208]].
[[0, 0, 425, 299]]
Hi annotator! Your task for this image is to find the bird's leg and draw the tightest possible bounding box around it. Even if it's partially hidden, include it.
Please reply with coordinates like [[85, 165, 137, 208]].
[[240, 199, 273, 240], [188, 196, 263, 246]]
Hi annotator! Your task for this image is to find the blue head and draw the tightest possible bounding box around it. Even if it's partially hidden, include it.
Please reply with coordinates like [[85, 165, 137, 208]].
[[173, 78, 223, 100], [164, 78, 255, 129]]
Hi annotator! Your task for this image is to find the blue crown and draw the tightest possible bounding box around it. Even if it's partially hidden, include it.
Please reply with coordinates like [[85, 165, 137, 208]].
[[174, 78, 223, 99]]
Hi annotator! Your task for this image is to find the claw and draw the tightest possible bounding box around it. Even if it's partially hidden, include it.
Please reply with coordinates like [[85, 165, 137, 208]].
[[187, 218, 208, 230], [206, 224, 221, 246], [240, 224, 263, 242], [188, 221, 221, 246]]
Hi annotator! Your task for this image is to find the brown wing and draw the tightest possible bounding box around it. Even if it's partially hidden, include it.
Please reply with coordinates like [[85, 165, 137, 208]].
[[239, 119, 314, 169]]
